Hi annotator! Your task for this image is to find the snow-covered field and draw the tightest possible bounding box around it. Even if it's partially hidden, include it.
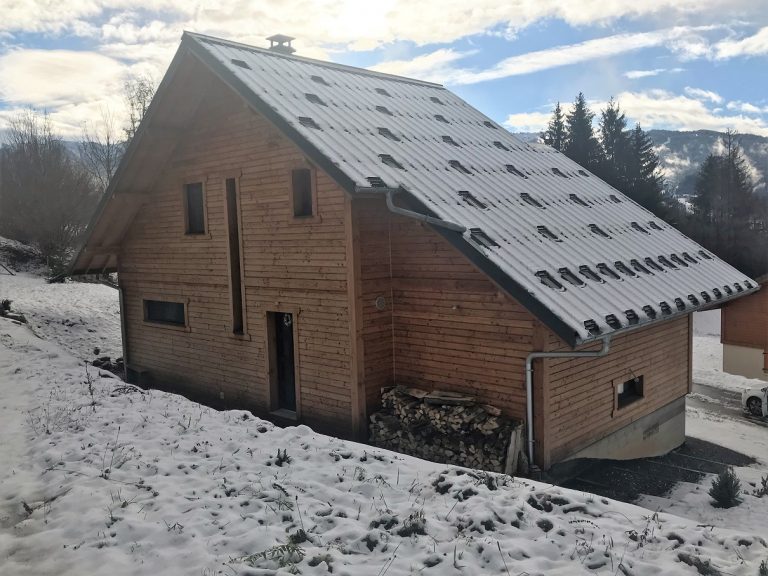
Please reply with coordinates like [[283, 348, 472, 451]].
[[2, 258, 768, 575]]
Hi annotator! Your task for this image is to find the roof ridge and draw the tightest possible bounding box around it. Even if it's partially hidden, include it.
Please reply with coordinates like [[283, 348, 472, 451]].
[[182, 31, 446, 89]]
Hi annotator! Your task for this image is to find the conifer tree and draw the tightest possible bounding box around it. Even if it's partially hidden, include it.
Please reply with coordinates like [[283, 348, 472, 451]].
[[598, 98, 631, 191], [541, 102, 566, 151], [564, 93, 602, 171], [626, 124, 667, 215]]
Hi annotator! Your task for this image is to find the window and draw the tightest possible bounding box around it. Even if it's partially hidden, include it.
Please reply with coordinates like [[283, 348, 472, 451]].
[[226, 178, 244, 334], [144, 300, 185, 326], [185, 182, 205, 234], [291, 168, 314, 217], [617, 375, 644, 408]]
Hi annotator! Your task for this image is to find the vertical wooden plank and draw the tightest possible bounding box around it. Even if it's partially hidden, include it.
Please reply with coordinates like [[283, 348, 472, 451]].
[[346, 196, 366, 438], [687, 313, 694, 394], [532, 320, 551, 469]]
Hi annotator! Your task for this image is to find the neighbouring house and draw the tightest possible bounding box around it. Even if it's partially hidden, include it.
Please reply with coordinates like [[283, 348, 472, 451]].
[[70, 32, 757, 471], [721, 274, 767, 381]]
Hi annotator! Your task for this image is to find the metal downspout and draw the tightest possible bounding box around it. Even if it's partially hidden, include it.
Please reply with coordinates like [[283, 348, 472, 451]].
[[525, 336, 611, 469], [354, 186, 467, 233]]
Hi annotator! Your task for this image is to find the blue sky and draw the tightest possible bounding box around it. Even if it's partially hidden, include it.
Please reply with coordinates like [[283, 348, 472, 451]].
[[1, 1, 767, 137]]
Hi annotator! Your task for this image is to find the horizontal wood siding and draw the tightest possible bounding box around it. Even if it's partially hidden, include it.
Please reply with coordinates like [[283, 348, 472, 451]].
[[722, 286, 768, 350], [542, 317, 691, 465], [119, 72, 353, 436]]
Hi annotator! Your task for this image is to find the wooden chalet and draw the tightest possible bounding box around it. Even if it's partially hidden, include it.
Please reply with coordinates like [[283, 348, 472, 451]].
[[71, 33, 757, 470], [721, 274, 767, 381]]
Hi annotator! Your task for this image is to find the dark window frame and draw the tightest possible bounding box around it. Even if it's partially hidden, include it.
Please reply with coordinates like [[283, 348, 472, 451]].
[[183, 181, 207, 235], [143, 299, 187, 327], [617, 375, 644, 409], [291, 166, 316, 219]]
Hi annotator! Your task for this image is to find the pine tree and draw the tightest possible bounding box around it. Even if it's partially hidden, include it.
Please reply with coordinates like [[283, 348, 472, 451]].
[[541, 102, 566, 151], [564, 93, 602, 171], [626, 124, 667, 215], [598, 98, 631, 191]]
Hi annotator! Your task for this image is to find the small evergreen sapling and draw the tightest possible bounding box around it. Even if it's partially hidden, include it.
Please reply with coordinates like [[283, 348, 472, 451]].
[[709, 467, 742, 508]]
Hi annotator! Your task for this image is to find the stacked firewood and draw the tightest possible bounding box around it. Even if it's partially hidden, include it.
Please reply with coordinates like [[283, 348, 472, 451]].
[[369, 386, 518, 472]]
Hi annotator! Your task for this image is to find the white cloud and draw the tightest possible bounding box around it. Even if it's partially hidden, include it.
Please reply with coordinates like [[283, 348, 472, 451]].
[[624, 67, 684, 79], [502, 111, 554, 133], [684, 86, 723, 104], [370, 48, 476, 83], [726, 100, 768, 114], [714, 26, 768, 59]]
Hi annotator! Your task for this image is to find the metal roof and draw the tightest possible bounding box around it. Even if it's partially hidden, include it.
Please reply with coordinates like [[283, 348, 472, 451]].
[[185, 32, 758, 345]]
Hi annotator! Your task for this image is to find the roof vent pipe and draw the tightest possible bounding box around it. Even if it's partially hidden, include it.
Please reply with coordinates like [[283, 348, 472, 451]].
[[266, 34, 296, 54]]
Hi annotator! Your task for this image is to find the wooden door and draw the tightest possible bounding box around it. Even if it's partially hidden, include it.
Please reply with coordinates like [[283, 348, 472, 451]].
[[273, 312, 296, 411]]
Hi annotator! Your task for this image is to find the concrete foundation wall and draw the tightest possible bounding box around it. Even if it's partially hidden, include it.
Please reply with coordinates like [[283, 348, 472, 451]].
[[723, 344, 767, 381]]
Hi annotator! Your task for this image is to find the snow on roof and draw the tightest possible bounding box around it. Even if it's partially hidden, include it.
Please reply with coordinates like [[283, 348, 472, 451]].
[[185, 32, 756, 345]]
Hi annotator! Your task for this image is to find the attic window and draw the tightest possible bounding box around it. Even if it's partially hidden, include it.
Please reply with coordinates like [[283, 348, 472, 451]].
[[375, 88, 391, 96], [597, 263, 621, 280], [658, 255, 677, 269], [579, 265, 604, 283], [378, 127, 401, 141], [493, 141, 510, 151], [670, 254, 688, 267], [434, 114, 449, 123], [483, 121, 497, 129], [311, 75, 329, 85], [551, 168, 568, 178], [376, 105, 393, 116], [231, 58, 251, 69], [449, 160, 472, 174], [298, 116, 321, 129], [674, 298, 686, 311], [734, 282, 743, 293], [659, 301, 672, 316], [648, 221, 663, 231], [609, 194, 622, 203], [537, 225, 561, 242], [458, 190, 487, 209], [614, 261, 637, 277], [682, 252, 698, 264], [698, 250, 713, 260], [625, 309, 639, 325], [184, 182, 205, 234], [430, 96, 444, 105], [506, 165, 528, 178], [559, 267, 584, 287], [520, 193, 543, 208], [723, 285, 733, 295], [442, 135, 460, 146], [536, 270, 565, 291], [380, 154, 405, 170], [366, 176, 387, 188], [630, 259, 652, 275], [687, 294, 699, 306], [700, 291, 712, 303], [712, 288, 723, 299], [470, 228, 499, 248], [605, 314, 622, 329], [291, 168, 314, 218], [589, 224, 611, 238], [642, 305, 657, 319], [631, 222, 649, 234], [644, 257, 664, 272], [305, 93, 327, 106], [570, 193, 589, 207], [584, 319, 601, 336], [578, 170, 590, 177]]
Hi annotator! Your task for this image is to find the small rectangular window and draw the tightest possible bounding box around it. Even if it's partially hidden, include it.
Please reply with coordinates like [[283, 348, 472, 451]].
[[144, 300, 185, 326], [185, 182, 205, 234], [617, 375, 644, 409], [292, 168, 313, 218]]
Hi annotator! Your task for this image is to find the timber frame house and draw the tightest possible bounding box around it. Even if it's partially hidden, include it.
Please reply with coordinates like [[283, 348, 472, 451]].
[[71, 33, 757, 470]]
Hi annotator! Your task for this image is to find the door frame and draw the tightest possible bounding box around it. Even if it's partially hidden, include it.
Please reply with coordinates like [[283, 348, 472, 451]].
[[265, 308, 301, 420]]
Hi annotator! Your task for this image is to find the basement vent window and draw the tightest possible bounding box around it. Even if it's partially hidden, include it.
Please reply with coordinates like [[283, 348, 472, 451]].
[[700, 291, 712, 303], [458, 190, 487, 209], [659, 301, 672, 316], [366, 176, 387, 187], [442, 135, 460, 146], [520, 192, 543, 208], [430, 96, 444, 105], [579, 265, 604, 283], [734, 282, 743, 293], [617, 375, 644, 409], [674, 298, 686, 311], [311, 75, 329, 85], [644, 257, 664, 272], [493, 141, 510, 151], [380, 154, 405, 170], [537, 225, 561, 242], [298, 116, 321, 129], [642, 305, 657, 319], [305, 93, 327, 106], [470, 228, 499, 248], [630, 259, 652, 275], [449, 160, 472, 174], [614, 261, 637, 277], [144, 300, 186, 326], [506, 164, 528, 178], [570, 193, 589, 207], [536, 270, 565, 291], [552, 167, 568, 178], [687, 294, 700, 306], [584, 319, 601, 335], [434, 114, 449, 123], [699, 250, 713, 260], [578, 170, 590, 177], [648, 221, 663, 231], [598, 263, 621, 280], [670, 254, 689, 267], [483, 121, 497, 129], [376, 105, 394, 116], [682, 252, 698, 264], [559, 267, 584, 287], [723, 285, 733, 295], [658, 255, 677, 269], [589, 224, 611, 238], [625, 309, 639, 325], [375, 88, 392, 97], [231, 58, 251, 69], [378, 127, 401, 141], [605, 314, 622, 329], [712, 288, 723, 299], [631, 222, 650, 234], [609, 194, 622, 203]]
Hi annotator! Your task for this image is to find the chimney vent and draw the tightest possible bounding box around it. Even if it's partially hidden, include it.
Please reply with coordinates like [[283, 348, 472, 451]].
[[266, 34, 296, 54]]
